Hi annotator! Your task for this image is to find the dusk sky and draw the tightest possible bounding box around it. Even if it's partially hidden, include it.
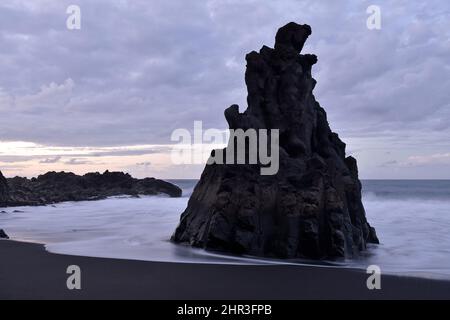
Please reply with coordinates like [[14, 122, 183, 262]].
[[0, 0, 449, 179]]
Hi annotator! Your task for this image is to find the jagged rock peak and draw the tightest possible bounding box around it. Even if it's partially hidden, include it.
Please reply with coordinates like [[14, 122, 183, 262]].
[[274, 22, 312, 53]]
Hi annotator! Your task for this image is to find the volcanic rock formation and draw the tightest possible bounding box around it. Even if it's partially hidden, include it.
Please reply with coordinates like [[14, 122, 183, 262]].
[[172, 22, 378, 259], [0, 170, 182, 207]]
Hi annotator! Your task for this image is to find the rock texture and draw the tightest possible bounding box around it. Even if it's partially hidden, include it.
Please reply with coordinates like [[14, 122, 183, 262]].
[[0, 170, 181, 207], [172, 22, 378, 259]]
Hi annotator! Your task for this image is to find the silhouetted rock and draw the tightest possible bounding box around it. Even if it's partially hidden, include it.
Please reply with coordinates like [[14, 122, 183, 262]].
[[0, 229, 8, 239], [172, 22, 378, 260], [0, 170, 181, 207], [0, 171, 9, 207]]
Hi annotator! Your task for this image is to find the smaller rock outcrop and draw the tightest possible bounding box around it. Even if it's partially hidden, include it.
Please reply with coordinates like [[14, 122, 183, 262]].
[[0, 229, 8, 239], [0, 171, 9, 207], [0, 170, 182, 207]]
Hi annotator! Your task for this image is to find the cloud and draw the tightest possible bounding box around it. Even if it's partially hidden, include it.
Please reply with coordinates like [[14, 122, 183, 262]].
[[0, 155, 34, 163], [378, 153, 450, 169], [39, 156, 61, 163], [0, 142, 167, 162], [0, 0, 449, 178], [136, 162, 152, 167], [64, 158, 92, 165], [379, 160, 398, 167], [0, 164, 26, 171], [407, 153, 450, 166], [88, 147, 168, 157]]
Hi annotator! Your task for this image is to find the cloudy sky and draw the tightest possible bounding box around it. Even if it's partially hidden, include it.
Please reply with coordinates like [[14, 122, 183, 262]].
[[0, 0, 449, 179]]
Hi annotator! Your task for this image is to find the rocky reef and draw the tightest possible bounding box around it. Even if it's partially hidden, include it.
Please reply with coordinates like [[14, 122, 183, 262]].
[[0, 170, 182, 207], [172, 22, 378, 259]]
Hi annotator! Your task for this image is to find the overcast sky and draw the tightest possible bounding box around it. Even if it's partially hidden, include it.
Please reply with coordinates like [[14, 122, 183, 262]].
[[0, 0, 449, 179]]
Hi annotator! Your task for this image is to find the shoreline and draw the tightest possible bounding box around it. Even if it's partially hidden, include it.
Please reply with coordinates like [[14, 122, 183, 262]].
[[1, 239, 450, 299], [8, 230, 450, 281]]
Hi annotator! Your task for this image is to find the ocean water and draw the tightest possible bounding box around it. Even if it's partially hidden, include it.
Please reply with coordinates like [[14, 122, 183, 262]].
[[1, 180, 450, 279], [354, 180, 450, 279]]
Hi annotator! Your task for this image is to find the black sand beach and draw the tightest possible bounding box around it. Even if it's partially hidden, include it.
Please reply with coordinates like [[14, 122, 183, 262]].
[[1, 240, 449, 300]]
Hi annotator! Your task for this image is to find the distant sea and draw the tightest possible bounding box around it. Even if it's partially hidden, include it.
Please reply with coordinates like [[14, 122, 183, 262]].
[[1, 180, 449, 279]]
